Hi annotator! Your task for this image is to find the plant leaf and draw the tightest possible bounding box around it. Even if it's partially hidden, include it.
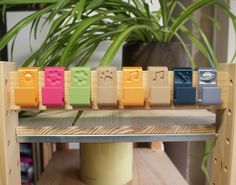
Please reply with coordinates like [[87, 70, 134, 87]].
[[0, 0, 57, 4], [100, 24, 161, 66], [167, 0, 216, 41], [0, 4, 55, 51], [59, 15, 104, 66]]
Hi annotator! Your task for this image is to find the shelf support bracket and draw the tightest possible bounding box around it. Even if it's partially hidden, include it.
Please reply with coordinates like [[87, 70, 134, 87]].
[[212, 63, 236, 185], [0, 61, 21, 185]]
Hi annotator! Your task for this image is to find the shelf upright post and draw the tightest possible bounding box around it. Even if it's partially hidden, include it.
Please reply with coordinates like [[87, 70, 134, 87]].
[[0, 61, 21, 185], [212, 63, 236, 185]]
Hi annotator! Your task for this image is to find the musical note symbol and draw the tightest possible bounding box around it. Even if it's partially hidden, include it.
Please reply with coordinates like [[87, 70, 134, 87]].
[[126, 71, 139, 84], [153, 70, 164, 81]]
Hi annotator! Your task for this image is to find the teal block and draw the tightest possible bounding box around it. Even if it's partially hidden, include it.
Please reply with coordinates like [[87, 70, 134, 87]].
[[69, 87, 90, 106], [70, 67, 91, 106]]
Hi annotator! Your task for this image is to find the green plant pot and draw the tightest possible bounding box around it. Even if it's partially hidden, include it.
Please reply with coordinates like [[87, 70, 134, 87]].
[[122, 42, 189, 70]]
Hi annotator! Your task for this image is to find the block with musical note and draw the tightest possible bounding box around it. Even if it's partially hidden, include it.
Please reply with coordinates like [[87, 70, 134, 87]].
[[69, 67, 91, 106], [148, 67, 170, 105], [42, 67, 65, 106], [15, 67, 40, 107], [173, 67, 196, 104], [97, 67, 117, 106], [123, 67, 144, 106]]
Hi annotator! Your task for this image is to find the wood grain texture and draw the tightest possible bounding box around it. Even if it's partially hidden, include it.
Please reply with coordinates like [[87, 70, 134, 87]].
[[212, 63, 236, 185], [42, 143, 53, 169], [9, 70, 229, 110], [17, 110, 215, 136], [37, 149, 188, 185], [0, 62, 21, 185]]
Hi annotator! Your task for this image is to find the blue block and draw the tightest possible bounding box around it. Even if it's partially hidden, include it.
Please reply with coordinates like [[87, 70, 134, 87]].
[[173, 67, 193, 101], [174, 87, 196, 105], [201, 86, 221, 105]]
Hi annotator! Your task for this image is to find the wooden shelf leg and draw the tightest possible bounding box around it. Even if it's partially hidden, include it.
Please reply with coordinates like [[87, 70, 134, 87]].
[[212, 63, 236, 185], [0, 62, 21, 185], [80, 143, 133, 185]]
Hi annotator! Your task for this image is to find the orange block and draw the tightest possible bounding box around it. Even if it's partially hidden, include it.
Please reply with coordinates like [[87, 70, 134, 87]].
[[123, 67, 143, 87], [15, 67, 40, 107], [123, 67, 144, 106]]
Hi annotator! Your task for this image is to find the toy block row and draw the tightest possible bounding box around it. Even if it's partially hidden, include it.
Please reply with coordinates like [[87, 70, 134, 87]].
[[9, 66, 227, 110]]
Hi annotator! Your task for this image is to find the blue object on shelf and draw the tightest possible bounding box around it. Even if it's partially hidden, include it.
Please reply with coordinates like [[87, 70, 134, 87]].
[[173, 67, 196, 105], [198, 68, 221, 105]]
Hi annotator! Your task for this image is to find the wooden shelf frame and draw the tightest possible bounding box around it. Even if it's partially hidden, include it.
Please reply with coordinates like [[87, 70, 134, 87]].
[[0, 61, 236, 185], [212, 64, 236, 185]]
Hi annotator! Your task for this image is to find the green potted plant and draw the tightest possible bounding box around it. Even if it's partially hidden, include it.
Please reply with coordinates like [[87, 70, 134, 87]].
[[0, 1, 235, 185], [0, 0, 235, 69]]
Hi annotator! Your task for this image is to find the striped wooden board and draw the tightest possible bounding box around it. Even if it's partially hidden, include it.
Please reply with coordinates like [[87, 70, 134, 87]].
[[17, 110, 215, 137]]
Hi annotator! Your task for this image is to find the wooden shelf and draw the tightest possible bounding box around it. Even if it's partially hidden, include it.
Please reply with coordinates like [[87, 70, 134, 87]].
[[17, 110, 216, 143], [36, 149, 188, 185]]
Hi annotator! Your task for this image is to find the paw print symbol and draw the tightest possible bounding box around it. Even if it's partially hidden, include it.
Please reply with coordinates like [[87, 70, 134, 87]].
[[100, 70, 113, 83], [74, 70, 88, 86], [47, 70, 62, 86]]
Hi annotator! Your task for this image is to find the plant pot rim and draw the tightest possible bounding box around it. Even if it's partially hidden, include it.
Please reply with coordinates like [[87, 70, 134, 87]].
[[124, 41, 181, 47]]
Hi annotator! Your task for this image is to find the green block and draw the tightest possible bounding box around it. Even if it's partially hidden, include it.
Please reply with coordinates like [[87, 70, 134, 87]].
[[69, 87, 90, 106], [71, 67, 90, 87], [70, 67, 91, 106]]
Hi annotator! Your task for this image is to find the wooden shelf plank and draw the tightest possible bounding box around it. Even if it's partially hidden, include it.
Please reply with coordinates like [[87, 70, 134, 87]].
[[36, 149, 188, 185], [17, 110, 216, 143]]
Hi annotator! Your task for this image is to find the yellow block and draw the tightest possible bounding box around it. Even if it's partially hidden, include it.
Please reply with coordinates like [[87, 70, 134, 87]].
[[15, 67, 40, 107], [15, 87, 38, 106], [123, 67, 143, 87], [123, 67, 144, 106], [123, 87, 144, 106]]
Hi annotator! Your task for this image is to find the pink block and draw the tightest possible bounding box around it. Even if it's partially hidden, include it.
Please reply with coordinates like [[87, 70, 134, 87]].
[[42, 87, 64, 106], [42, 67, 65, 106], [44, 67, 65, 88]]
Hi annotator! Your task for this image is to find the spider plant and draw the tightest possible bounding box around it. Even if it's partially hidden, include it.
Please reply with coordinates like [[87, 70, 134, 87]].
[[0, 0, 235, 69], [0, 2, 233, 183]]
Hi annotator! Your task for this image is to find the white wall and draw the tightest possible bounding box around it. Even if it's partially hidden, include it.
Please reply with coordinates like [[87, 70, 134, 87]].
[[6, 11, 50, 68]]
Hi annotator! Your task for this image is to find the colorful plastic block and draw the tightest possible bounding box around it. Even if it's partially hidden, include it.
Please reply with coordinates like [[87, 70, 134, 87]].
[[148, 66, 170, 105], [97, 67, 117, 106], [198, 68, 221, 104], [201, 86, 221, 104], [69, 67, 91, 106], [15, 67, 40, 107], [173, 67, 196, 105], [123, 67, 144, 106], [42, 67, 65, 106]]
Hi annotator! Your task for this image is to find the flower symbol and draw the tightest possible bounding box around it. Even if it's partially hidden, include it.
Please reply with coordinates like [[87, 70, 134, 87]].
[[74, 70, 88, 86], [47, 70, 62, 86]]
